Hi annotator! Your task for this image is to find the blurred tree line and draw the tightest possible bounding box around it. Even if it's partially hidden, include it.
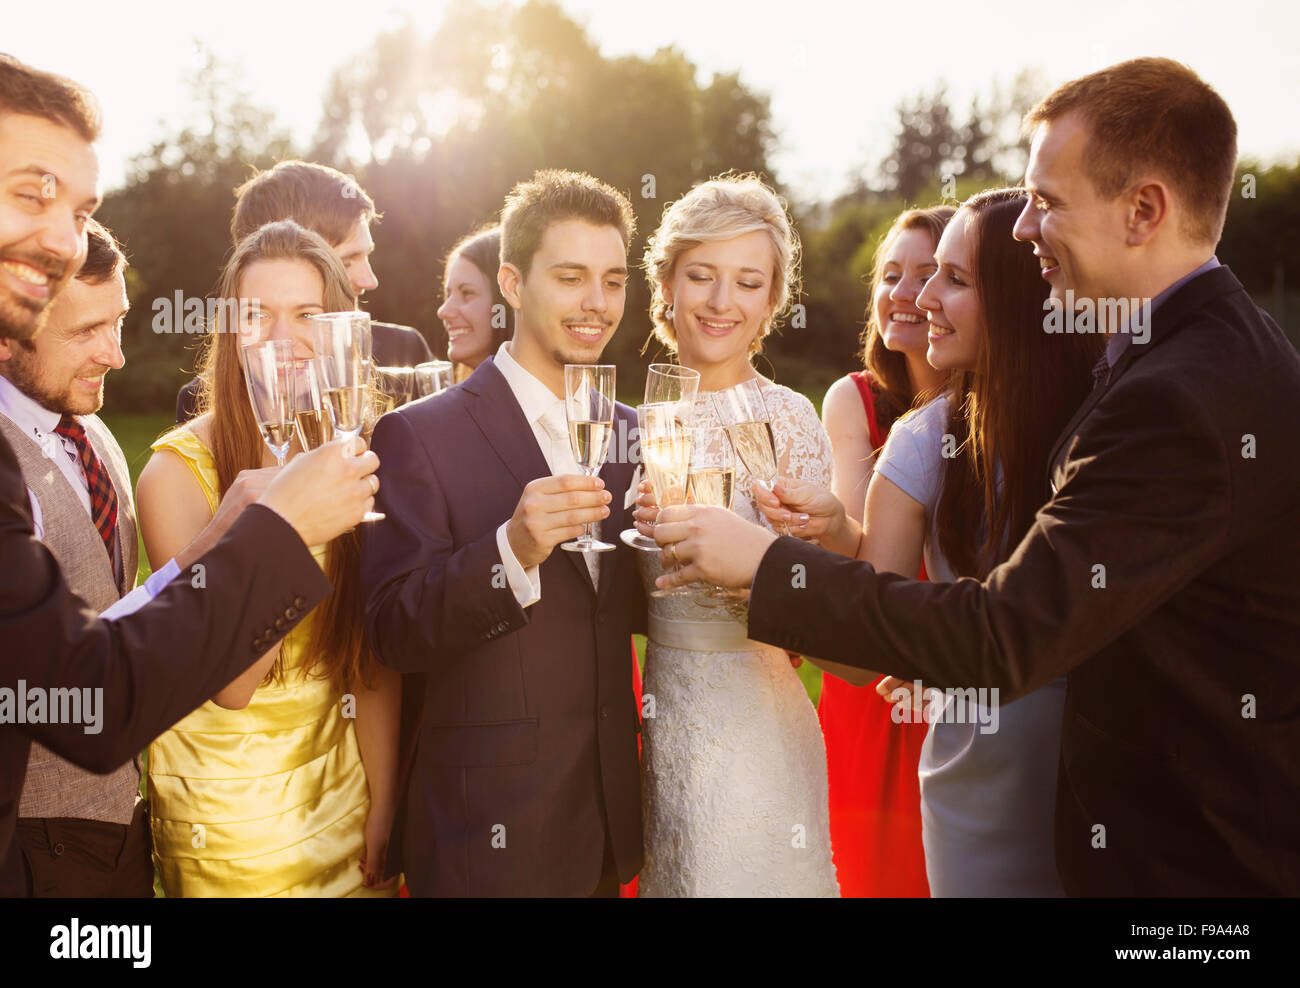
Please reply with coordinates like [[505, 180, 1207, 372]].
[[97, 1, 1299, 414]]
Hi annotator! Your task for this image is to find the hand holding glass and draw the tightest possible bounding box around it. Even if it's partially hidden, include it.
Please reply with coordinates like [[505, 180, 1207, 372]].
[[240, 339, 297, 467], [310, 311, 384, 522], [562, 364, 617, 553]]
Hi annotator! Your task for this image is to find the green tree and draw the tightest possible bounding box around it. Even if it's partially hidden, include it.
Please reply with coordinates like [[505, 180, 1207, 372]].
[[97, 46, 293, 412]]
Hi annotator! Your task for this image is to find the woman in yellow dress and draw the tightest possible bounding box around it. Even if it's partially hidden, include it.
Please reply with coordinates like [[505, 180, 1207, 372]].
[[136, 220, 400, 897]]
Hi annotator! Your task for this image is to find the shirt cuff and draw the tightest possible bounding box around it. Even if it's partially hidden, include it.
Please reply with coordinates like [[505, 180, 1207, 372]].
[[495, 522, 541, 609], [100, 558, 182, 621]]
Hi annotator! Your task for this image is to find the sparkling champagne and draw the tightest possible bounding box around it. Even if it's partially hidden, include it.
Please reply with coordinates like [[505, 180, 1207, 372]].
[[261, 419, 295, 451], [324, 386, 363, 433], [726, 420, 778, 484], [295, 408, 333, 451], [688, 466, 735, 509], [642, 434, 693, 506], [567, 420, 612, 474]]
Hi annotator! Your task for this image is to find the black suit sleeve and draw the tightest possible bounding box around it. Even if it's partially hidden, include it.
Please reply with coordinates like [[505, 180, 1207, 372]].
[[361, 410, 529, 671], [2, 474, 333, 770], [748, 375, 1233, 701]]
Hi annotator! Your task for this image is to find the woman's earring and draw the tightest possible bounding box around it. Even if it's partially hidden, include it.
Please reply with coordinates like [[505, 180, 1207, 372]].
[[665, 304, 675, 321]]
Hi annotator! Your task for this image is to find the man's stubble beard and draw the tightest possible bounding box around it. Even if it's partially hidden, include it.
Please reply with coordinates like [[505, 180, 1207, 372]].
[[0, 248, 75, 342], [1, 345, 102, 417]]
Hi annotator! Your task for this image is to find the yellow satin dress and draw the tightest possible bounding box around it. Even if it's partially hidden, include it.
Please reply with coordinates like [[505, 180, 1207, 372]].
[[146, 427, 392, 897]]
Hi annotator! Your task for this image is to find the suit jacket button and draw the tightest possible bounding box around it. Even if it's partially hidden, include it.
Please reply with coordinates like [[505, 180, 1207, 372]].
[[599, 705, 609, 720], [284, 607, 297, 620], [293, 596, 306, 609], [274, 618, 286, 632]]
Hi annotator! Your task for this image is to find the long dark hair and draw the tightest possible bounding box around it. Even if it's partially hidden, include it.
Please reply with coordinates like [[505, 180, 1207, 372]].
[[933, 188, 1102, 579], [198, 220, 378, 692], [861, 205, 955, 433]]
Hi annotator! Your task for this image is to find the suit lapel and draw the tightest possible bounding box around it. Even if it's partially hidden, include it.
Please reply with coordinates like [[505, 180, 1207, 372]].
[[1046, 266, 1244, 480], [463, 358, 595, 593]]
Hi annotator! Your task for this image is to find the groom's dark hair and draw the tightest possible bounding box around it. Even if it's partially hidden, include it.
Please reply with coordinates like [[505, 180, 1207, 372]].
[[500, 170, 636, 278], [1024, 57, 1236, 245]]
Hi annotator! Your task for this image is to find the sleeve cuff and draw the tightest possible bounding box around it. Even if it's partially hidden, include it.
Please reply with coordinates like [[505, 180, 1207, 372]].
[[100, 558, 182, 621], [495, 521, 541, 609]]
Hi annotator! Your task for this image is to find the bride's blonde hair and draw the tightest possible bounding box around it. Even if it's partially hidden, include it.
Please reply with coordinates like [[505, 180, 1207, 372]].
[[643, 173, 801, 357]]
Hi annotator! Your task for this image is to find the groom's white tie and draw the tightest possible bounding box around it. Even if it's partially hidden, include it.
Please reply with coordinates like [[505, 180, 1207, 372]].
[[539, 401, 600, 590]]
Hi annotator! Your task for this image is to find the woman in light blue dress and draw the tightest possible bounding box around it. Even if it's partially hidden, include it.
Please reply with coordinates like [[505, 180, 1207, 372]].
[[763, 188, 1102, 895]]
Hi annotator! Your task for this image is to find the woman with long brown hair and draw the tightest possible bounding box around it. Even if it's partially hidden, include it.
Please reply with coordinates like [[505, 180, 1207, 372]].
[[754, 187, 1100, 894], [817, 205, 952, 898], [136, 220, 400, 897]]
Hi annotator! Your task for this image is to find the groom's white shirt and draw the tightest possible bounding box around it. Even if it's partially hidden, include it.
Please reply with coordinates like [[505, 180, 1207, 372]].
[[492, 341, 601, 606]]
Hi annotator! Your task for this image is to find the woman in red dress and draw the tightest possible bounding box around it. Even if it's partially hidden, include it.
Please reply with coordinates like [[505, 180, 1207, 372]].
[[817, 206, 954, 897]]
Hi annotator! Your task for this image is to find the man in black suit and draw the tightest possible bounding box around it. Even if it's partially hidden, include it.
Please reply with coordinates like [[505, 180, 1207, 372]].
[[0, 55, 381, 895], [361, 170, 645, 897], [653, 58, 1300, 896], [175, 160, 432, 422]]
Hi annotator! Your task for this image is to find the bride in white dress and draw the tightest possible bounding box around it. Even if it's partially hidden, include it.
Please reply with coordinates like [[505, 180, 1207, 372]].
[[634, 175, 839, 897]]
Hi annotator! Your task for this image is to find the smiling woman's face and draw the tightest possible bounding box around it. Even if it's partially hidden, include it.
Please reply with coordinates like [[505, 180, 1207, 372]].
[[916, 208, 985, 373], [236, 258, 326, 360], [663, 230, 775, 379], [875, 226, 939, 357], [438, 253, 496, 368]]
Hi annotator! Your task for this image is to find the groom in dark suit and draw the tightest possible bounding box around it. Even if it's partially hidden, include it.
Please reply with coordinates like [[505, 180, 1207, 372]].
[[361, 170, 646, 897], [653, 58, 1300, 896]]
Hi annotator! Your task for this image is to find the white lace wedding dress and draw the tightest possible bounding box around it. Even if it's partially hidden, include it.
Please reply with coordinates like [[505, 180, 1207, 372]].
[[637, 379, 840, 897]]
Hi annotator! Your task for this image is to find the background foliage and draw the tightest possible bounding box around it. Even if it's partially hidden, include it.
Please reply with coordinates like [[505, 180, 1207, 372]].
[[95, 0, 1300, 416]]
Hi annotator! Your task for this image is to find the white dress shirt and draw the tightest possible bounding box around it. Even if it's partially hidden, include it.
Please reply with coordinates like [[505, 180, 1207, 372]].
[[492, 341, 599, 606], [0, 373, 181, 619]]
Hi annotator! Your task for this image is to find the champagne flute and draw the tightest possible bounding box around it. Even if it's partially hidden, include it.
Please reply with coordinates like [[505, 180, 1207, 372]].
[[687, 424, 746, 605], [293, 359, 334, 451], [310, 310, 384, 522], [639, 400, 697, 597], [414, 359, 455, 397], [375, 365, 416, 409], [240, 339, 296, 467], [622, 363, 701, 549], [712, 377, 787, 535], [562, 364, 617, 553]]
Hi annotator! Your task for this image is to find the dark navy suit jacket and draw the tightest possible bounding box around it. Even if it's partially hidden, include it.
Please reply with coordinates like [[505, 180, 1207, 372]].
[[360, 357, 646, 896], [749, 266, 1300, 896]]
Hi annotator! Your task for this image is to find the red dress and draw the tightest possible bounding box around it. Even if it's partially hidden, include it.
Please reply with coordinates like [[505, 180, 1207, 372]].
[[816, 371, 931, 897]]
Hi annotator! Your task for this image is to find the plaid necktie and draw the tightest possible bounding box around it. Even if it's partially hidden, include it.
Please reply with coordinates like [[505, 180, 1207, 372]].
[[1091, 352, 1111, 391], [54, 415, 119, 568]]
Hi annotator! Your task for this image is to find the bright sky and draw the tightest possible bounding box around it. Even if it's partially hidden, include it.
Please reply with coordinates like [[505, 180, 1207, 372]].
[[9, 0, 1299, 205]]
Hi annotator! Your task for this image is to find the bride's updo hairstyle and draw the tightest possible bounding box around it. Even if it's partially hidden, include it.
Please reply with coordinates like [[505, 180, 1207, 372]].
[[643, 173, 801, 358]]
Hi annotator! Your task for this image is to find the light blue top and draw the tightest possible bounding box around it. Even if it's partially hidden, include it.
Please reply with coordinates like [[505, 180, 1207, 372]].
[[875, 394, 1066, 897]]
